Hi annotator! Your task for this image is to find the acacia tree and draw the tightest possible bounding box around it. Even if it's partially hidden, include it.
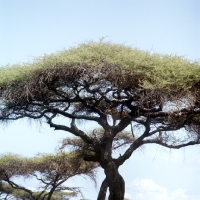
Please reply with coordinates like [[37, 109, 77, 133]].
[[0, 182, 14, 200], [0, 42, 200, 200], [0, 152, 97, 200]]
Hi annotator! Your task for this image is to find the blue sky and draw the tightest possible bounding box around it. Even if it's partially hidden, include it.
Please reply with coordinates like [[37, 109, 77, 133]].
[[0, 1, 200, 199]]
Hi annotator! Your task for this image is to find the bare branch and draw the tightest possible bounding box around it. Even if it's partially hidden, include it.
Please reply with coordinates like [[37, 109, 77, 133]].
[[142, 138, 200, 149]]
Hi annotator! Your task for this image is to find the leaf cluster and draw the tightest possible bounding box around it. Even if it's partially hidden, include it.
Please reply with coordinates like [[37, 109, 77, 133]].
[[0, 151, 98, 200], [0, 151, 98, 179], [0, 41, 199, 94], [0, 182, 76, 200]]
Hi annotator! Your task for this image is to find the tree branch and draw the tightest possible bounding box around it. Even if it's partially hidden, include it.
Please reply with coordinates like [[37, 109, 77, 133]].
[[115, 119, 151, 166], [142, 139, 200, 149], [45, 114, 94, 145], [3, 173, 35, 200]]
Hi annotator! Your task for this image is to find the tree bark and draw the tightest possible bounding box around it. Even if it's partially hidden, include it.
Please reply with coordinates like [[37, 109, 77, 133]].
[[97, 178, 108, 200], [104, 161, 125, 200], [98, 128, 125, 200]]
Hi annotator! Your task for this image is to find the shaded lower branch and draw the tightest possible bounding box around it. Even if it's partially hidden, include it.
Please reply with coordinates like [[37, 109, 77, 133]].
[[3, 174, 35, 200], [45, 115, 94, 145]]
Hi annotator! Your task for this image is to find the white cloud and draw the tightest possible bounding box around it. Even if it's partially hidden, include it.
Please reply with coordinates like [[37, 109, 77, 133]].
[[171, 189, 188, 200], [129, 179, 199, 200], [124, 193, 132, 200]]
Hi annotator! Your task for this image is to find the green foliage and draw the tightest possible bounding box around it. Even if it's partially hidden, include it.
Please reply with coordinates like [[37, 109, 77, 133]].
[[0, 151, 97, 177], [0, 41, 199, 92], [0, 153, 28, 177], [0, 151, 97, 200], [0, 182, 76, 200]]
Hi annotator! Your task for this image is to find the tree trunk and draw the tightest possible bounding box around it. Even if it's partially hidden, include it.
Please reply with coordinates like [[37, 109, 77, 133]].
[[97, 178, 108, 200], [104, 161, 125, 200], [97, 128, 125, 200]]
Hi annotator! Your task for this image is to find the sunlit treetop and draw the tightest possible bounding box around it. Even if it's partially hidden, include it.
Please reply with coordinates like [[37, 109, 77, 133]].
[[0, 41, 199, 92]]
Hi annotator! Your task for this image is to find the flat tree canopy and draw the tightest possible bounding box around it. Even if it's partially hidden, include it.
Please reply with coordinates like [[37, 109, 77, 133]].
[[0, 42, 200, 91], [0, 41, 200, 200]]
